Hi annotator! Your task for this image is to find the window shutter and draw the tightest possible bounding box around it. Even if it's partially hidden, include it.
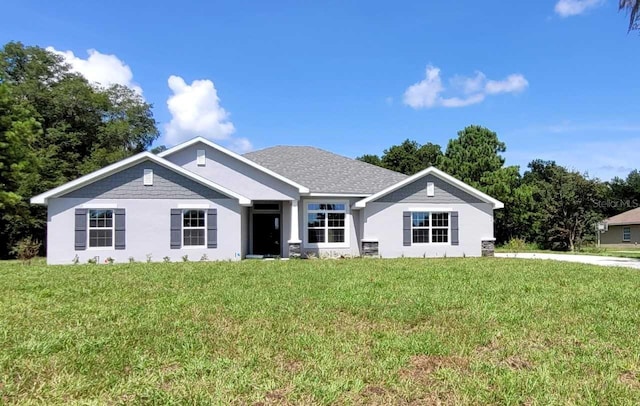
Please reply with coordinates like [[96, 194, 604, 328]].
[[403, 211, 411, 246], [207, 209, 218, 248], [451, 211, 459, 246], [170, 209, 182, 249], [114, 209, 126, 250], [75, 209, 87, 250]]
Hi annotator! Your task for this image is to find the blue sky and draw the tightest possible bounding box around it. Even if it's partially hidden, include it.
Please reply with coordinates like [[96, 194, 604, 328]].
[[2, 0, 638, 180]]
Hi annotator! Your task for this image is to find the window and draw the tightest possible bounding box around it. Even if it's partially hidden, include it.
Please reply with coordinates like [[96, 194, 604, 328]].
[[88, 209, 114, 248], [183, 209, 206, 246], [411, 212, 449, 244], [306, 202, 347, 245], [623, 226, 631, 242]]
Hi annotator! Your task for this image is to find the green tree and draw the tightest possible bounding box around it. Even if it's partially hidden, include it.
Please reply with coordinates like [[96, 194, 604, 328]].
[[357, 139, 442, 175], [0, 41, 160, 257]]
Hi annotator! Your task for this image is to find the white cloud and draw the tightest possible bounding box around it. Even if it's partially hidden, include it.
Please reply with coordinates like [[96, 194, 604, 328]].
[[403, 65, 528, 109], [554, 0, 604, 17], [485, 74, 529, 94], [46, 47, 142, 95], [164, 75, 245, 149]]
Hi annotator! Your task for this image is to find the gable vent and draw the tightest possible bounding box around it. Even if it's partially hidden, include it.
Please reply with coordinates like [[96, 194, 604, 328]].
[[197, 149, 206, 166], [143, 169, 153, 186], [427, 182, 435, 197]]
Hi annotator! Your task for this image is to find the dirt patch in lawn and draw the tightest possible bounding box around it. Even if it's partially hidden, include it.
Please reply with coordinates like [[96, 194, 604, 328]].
[[400, 355, 469, 384], [619, 371, 640, 389]]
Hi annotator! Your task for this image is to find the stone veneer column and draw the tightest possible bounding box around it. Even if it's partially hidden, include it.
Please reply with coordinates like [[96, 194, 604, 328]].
[[288, 200, 302, 258], [481, 240, 495, 257]]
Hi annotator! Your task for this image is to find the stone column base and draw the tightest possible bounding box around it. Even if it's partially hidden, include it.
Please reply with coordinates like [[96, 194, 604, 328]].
[[481, 240, 495, 257], [362, 240, 379, 257], [288, 241, 301, 259]]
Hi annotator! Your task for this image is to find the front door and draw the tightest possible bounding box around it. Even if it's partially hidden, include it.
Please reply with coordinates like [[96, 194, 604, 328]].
[[252, 213, 281, 256]]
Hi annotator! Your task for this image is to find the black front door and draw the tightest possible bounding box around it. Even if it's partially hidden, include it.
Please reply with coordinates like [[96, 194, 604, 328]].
[[252, 213, 281, 256]]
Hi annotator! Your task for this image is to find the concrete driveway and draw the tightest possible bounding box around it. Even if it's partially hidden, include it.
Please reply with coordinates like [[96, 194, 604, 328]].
[[495, 253, 640, 269]]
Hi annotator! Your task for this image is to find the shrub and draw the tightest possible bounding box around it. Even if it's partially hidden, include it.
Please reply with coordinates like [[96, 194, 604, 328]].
[[502, 238, 540, 252], [182, 255, 189, 262], [163, 256, 171, 263], [105, 257, 115, 264], [11, 237, 41, 265], [200, 254, 209, 261]]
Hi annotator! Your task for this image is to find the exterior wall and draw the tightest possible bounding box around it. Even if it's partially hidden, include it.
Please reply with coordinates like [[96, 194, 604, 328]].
[[298, 197, 361, 257], [163, 143, 299, 201], [47, 197, 242, 265], [62, 162, 226, 200], [377, 174, 483, 204], [363, 202, 494, 258], [601, 224, 640, 246]]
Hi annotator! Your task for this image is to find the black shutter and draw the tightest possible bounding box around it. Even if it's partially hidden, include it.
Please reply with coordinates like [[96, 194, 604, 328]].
[[451, 211, 459, 246], [75, 209, 87, 250], [170, 209, 182, 249], [207, 209, 218, 248], [114, 209, 126, 250], [403, 211, 412, 246]]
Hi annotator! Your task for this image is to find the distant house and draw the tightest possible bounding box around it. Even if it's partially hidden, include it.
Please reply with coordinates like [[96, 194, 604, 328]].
[[602, 207, 640, 247], [31, 137, 504, 264]]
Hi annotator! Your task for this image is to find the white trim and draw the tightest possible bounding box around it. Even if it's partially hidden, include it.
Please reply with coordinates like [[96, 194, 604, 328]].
[[303, 192, 371, 197], [182, 208, 207, 248], [30, 151, 252, 206], [87, 209, 115, 250], [353, 166, 504, 209], [158, 137, 310, 193], [623, 226, 632, 242], [143, 169, 153, 186], [303, 200, 350, 249], [410, 211, 451, 246], [177, 203, 210, 209], [82, 203, 118, 208], [408, 207, 454, 212]]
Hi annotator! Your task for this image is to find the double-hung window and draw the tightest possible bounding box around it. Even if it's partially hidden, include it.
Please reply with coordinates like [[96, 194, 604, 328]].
[[88, 209, 114, 248], [623, 226, 631, 242], [411, 212, 449, 244], [306, 202, 347, 245], [183, 209, 206, 246]]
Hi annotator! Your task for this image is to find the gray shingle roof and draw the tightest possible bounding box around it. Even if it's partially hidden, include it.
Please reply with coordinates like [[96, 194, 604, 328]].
[[607, 207, 640, 225], [244, 146, 407, 194]]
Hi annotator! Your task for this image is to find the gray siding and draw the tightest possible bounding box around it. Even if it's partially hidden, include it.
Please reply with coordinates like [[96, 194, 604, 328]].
[[62, 161, 228, 200], [601, 224, 640, 246], [377, 175, 483, 204]]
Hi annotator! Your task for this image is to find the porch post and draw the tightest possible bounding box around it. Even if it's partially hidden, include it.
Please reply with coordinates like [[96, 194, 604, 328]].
[[288, 200, 302, 258]]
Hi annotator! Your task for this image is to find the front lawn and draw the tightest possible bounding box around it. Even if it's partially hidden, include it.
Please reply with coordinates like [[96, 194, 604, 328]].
[[1, 258, 639, 404]]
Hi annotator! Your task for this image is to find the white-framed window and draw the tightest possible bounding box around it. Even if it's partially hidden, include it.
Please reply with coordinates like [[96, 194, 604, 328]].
[[88, 209, 114, 248], [183, 209, 206, 247], [623, 226, 631, 242], [411, 211, 449, 244], [305, 201, 348, 246]]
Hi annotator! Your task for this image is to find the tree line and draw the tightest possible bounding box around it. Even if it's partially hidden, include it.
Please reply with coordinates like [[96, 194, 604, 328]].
[[357, 126, 640, 251], [1, 42, 639, 257], [0, 42, 159, 258]]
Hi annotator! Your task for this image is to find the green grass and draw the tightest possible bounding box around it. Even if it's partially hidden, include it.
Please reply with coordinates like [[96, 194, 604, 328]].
[[1, 258, 640, 404]]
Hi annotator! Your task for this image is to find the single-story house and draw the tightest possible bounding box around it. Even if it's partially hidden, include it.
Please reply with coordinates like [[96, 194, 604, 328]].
[[31, 137, 504, 264], [601, 207, 640, 247]]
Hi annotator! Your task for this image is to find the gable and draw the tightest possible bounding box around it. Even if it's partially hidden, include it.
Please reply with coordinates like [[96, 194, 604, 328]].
[[61, 161, 229, 200], [375, 174, 483, 204], [162, 143, 300, 200]]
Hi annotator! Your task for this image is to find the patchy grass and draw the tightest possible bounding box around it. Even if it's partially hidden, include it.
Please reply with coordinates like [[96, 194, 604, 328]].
[[1, 258, 640, 404]]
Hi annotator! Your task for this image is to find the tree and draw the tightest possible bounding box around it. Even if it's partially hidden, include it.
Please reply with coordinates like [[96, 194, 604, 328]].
[[620, 0, 639, 31], [438, 125, 506, 188], [0, 41, 160, 257], [357, 139, 442, 175], [523, 160, 606, 251]]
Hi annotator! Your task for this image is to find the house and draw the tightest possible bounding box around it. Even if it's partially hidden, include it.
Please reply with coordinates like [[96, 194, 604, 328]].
[[31, 137, 504, 264], [601, 207, 640, 247]]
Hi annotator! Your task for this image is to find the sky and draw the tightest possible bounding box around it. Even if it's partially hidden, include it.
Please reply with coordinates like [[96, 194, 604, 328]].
[[1, 0, 638, 181]]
